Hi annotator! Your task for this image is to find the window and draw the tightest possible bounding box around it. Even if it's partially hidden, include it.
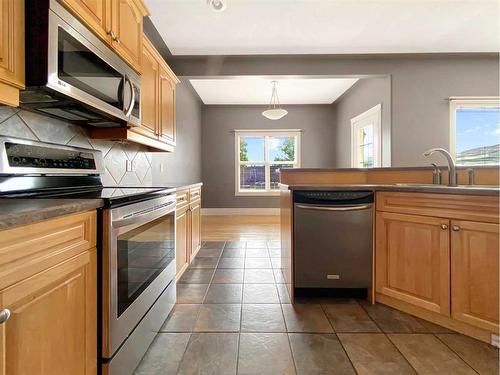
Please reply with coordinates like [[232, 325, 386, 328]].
[[236, 130, 301, 195], [450, 98, 500, 166], [351, 104, 382, 168]]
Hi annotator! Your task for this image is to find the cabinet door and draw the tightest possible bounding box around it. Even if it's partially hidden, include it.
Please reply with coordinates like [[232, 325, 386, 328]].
[[0, 0, 24, 106], [190, 201, 201, 260], [136, 37, 158, 139], [451, 220, 499, 332], [111, 0, 143, 72], [376, 211, 450, 315], [59, 0, 109, 41], [0, 250, 97, 375], [158, 65, 176, 145], [175, 208, 189, 279]]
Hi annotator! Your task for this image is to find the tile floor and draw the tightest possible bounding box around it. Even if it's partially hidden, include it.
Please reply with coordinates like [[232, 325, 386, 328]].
[[135, 240, 499, 375]]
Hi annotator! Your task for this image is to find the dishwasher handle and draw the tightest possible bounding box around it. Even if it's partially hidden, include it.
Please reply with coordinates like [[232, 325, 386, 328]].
[[295, 203, 372, 212]]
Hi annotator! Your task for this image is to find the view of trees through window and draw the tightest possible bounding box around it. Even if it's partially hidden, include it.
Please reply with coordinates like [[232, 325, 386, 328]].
[[237, 132, 299, 193]]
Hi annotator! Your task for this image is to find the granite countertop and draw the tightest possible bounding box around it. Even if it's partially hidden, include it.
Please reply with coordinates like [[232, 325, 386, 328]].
[[0, 199, 104, 230], [0, 183, 203, 230], [280, 183, 500, 196]]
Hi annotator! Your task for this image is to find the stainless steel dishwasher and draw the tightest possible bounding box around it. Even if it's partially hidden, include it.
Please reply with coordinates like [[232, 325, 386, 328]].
[[294, 190, 373, 289]]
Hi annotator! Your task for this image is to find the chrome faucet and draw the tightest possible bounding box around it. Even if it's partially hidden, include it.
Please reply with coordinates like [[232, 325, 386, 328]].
[[423, 148, 457, 186]]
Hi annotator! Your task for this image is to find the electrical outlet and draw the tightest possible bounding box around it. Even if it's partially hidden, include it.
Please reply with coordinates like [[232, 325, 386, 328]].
[[131, 160, 137, 172], [491, 334, 499, 348], [160, 163, 164, 173]]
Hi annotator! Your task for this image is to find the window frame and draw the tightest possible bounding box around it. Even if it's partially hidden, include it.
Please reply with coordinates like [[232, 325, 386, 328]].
[[235, 129, 301, 196], [449, 97, 500, 165], [350, 104, 382, 168]]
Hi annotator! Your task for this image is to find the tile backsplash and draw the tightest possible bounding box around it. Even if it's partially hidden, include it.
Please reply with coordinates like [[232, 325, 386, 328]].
[[0, 106, 153, 186]]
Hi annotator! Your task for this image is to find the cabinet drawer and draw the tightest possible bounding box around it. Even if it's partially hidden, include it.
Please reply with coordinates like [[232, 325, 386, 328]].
[[190, 187, 201, 203], [376, 192, 499, 223], [176, 190, 189, 209], [0, 210, 96, 289]]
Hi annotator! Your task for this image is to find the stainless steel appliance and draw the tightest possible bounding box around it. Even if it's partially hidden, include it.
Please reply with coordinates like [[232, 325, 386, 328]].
[[22, 0, 141, 127], [294, 190, 373, 289], [0, 137, 176, 375]]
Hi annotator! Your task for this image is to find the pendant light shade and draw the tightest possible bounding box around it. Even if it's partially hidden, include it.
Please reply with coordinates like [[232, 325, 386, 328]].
[[262, 81, 288, 120]]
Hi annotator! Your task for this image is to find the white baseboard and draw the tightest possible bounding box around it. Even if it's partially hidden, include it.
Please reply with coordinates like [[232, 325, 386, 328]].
[[201, 208, 280, 216]]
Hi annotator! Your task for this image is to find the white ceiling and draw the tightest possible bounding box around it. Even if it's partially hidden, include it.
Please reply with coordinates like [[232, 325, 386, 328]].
[[145, 0, 499, 55], [189, 78, 359, 104]]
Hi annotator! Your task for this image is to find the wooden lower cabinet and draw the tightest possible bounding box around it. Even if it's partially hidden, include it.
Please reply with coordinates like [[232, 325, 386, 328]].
[[190, 200, 201, 260], [175, 205, 189, 280], [376, 211, 450, 315], [451, 220, 499, 333], [0, 211, 97, 375], [375, 192, 499, 342], [175, 186, 203, 279]]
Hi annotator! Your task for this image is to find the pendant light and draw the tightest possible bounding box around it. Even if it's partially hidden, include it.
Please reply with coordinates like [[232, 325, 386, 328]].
[[262, 81, 288, 120]]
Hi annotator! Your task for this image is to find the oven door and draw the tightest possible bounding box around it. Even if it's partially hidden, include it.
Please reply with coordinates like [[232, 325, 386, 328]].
[[103, 195, 176, 358], [45, 0, 140, 126]]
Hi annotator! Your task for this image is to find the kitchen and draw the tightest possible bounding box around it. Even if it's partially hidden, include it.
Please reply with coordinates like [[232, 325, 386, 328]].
[[0, 0, 499, 374]]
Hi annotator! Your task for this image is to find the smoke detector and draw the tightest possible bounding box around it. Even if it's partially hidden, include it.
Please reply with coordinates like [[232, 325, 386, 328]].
[[207, 0, 226, 12]]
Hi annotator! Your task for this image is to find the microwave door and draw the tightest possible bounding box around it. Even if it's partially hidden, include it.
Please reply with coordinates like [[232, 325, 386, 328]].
[[45, 10, 130, 123]]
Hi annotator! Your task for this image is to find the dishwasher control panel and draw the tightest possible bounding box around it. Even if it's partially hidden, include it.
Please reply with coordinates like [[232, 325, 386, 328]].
[[294, 190, 374, 205]]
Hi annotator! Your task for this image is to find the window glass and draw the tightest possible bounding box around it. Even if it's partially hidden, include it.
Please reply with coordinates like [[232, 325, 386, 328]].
[[236, 132, 300, 194], [240, 164, 266, 190], [455, 107, 500, 166], [239, 136, 265, 162], [357, 125, 374, 168], [269, 136, 296, 162]]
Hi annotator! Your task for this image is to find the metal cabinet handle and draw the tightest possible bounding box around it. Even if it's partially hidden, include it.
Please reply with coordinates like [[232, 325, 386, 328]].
[[108, 30, 117, 39], [115, 36, 121, 44], [440, 224, 448, 230], [0, 309, 11, 324], [452, 225, 460, 232]]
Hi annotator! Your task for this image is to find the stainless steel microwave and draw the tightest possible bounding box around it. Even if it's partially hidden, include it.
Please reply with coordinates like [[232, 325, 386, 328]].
[[21, 0, 141, 128]]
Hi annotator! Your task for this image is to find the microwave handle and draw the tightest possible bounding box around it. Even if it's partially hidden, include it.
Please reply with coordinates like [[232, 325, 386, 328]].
[[123, 75, 135, 117]]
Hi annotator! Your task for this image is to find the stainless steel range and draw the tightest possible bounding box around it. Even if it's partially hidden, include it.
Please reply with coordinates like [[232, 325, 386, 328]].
[[0, 137, 176, 375]]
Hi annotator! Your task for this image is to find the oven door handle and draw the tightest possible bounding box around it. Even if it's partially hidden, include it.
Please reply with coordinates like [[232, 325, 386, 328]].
[[112, 202, 175, 228]]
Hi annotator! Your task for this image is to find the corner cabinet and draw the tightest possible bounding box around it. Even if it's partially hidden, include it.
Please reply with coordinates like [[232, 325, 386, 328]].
[[0, 0, 25, 106], [58, 0, 147, 73], [175, 185, 203, 280], [375, 191, 499, 343], [0, 211, 97, 375]]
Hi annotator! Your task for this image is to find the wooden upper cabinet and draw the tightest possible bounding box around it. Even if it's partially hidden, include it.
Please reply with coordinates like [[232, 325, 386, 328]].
[[158, 65, 176, 145], [137, 38, 158, 139], [58, 0, 147, 73], [111, 0, 146, 72], [0, 0, 24, 106], [59, 0, 109, 41], [376, 211, 450, 315], [451, 220, 499, 333]]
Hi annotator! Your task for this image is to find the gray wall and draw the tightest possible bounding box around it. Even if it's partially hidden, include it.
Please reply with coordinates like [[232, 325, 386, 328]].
[[201, 105, 336, 208], [151, 80, 203, 185], [172, 53, 499, 166], [333, 77, 392, 167]]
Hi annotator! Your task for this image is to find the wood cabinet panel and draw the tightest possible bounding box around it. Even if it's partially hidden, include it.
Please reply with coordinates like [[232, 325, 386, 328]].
[[0, 211, 96, 290], [376, 211, 450, 315], [0, 249, 97, 375], [0, 0, 24, 106], [376, 192, 499, 223], [175, 206, 189, 280], [158, 65, 176, 145], [451, 220, 499, 333], [59, 0, 108, 41], [190, 201, 201, 260], [138, 38, 158, 138], [111, 0, 143, 72]]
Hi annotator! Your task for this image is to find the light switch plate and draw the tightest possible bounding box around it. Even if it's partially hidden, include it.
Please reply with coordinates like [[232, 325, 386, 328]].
[[491, 334, 499, 348]]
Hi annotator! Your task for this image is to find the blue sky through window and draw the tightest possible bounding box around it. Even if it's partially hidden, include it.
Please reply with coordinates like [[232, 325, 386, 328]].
[[456, 108, 500, 153]]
